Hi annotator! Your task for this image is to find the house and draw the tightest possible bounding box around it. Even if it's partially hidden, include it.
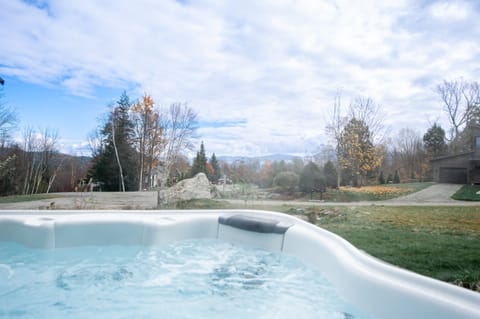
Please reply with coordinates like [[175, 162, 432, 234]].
[[431, 126, 480, 184]]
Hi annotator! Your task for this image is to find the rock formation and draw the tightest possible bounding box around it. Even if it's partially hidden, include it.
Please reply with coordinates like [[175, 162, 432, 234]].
[[158, 173, 212, 205]]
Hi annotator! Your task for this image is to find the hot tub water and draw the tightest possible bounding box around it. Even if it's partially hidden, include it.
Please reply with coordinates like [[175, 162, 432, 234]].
[[0, 239, 375, 319]]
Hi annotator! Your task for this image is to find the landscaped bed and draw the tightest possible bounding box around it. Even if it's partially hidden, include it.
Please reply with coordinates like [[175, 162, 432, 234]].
[[299, 182, 435, 202]]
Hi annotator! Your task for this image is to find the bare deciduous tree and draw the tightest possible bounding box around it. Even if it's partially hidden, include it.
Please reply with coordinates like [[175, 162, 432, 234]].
[[325, 94, 347, 187], [21, 128, 59, 194], [46, 155, 65, 194], [158, 103, 197, 188], [393, 128, 427, 181], [349, 96, 386, 144], [436, 79, 480, 148], [0, 88, 18, 149]]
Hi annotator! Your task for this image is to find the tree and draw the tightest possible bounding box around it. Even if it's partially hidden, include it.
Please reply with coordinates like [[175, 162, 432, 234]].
[[393, 170, 400, 184], [0, 86, 18, 149], [167, 155, 191, 186], [157, 103, 197, 187], [349, 97, 385, 144], [323, 160, 338, 188], [436, 79, 480, 150], [132, 94, 163, 190], [190, 142, 208, 177], [273, 171, 299, 193], [89, 92, 138, 191], [454, 121, 480, 153], [112, 92, 138, 191], [337, 118, 383, 186], [111, 108, 125, 192], [393, 128, 426, 182], [299, 162, 325, 198], [209, 153, 221, 183], [291, 157, 305, 175], [20, 128, 59, 194], [0, 87, 18, 194], [326, 94, 385, 187], [273, 160, 288, 176], [326, 94, 347, 188], [423, 123, 447, 157], [257, 161, 275, 188], [378, 171, 385, 184]]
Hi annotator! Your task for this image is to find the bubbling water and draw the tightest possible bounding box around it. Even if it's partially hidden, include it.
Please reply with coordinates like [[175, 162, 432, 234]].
[[0, 239, 377, 319]]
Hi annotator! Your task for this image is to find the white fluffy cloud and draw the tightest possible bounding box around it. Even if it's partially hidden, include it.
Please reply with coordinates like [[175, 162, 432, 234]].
[[1, 0, 479, 156]]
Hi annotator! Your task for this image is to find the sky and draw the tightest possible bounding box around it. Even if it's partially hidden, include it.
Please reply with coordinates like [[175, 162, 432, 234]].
[[1, 0, 479, 157]]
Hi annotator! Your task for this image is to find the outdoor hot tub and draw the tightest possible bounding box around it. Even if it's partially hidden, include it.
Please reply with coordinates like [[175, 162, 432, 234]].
[[0, 210, 479, 319]]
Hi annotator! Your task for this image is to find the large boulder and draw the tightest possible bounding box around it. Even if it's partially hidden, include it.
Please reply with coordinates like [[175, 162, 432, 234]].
[[158, 173, 212, 205]]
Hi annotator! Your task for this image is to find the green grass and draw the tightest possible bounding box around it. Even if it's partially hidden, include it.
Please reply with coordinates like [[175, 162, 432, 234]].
[[301, 205, 480, 291], [452, 185, 480, 201], [0, 194, 58, 203]]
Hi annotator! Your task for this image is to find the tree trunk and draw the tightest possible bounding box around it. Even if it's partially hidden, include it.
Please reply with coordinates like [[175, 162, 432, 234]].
[[112, 114, 125, 192]]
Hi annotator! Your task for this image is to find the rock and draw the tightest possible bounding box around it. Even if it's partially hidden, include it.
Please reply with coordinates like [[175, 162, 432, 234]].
[[158, 173, 212, 205]]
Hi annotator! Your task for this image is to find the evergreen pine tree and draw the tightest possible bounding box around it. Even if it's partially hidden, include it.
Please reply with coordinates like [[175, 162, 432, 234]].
[[89, 91, 138, 191], [378, 171, 385, 184], [323, 160, 338, 188], [423, 122, 446, 156], [393, 170, 401, 184], [190, 142, 207, 177], [209, 153, 221, 183]]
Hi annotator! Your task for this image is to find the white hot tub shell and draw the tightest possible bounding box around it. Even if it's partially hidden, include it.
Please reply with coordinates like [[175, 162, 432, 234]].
[[0, 209, 479, 319]]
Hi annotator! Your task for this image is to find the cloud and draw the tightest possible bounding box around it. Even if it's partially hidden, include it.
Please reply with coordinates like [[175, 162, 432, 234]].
[[1, 0, 480, 156], [429, 1, 471, 21]]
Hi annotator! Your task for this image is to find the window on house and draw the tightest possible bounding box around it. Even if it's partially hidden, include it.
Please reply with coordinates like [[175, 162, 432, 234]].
[[476, 136, 480, 149]]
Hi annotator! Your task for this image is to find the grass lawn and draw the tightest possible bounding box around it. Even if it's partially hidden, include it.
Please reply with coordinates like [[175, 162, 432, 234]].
[[177, 199, 480, 291], [452, 185, 480, 201], [0, 194, 58, 204], [309, 205, 480, 291]]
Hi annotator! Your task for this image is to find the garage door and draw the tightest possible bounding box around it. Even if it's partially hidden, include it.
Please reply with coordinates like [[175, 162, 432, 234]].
[[439, 167, 467, 184]]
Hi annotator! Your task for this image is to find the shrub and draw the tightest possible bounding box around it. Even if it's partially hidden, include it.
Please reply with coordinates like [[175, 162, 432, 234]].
[[299, 162, 324, 193], [273, 171, 299, 192]]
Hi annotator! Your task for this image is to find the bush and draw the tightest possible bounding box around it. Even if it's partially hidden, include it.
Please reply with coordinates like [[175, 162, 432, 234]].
[[299, 162, 324, 192], [273, 171, 299, 192]]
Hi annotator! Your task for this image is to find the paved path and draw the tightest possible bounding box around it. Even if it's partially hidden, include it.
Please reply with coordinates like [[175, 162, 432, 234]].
[[0, 184, 476, 210]]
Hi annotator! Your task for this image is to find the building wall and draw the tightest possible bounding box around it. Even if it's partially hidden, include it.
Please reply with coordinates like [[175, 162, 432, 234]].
[[432, 153, 473, 184]]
